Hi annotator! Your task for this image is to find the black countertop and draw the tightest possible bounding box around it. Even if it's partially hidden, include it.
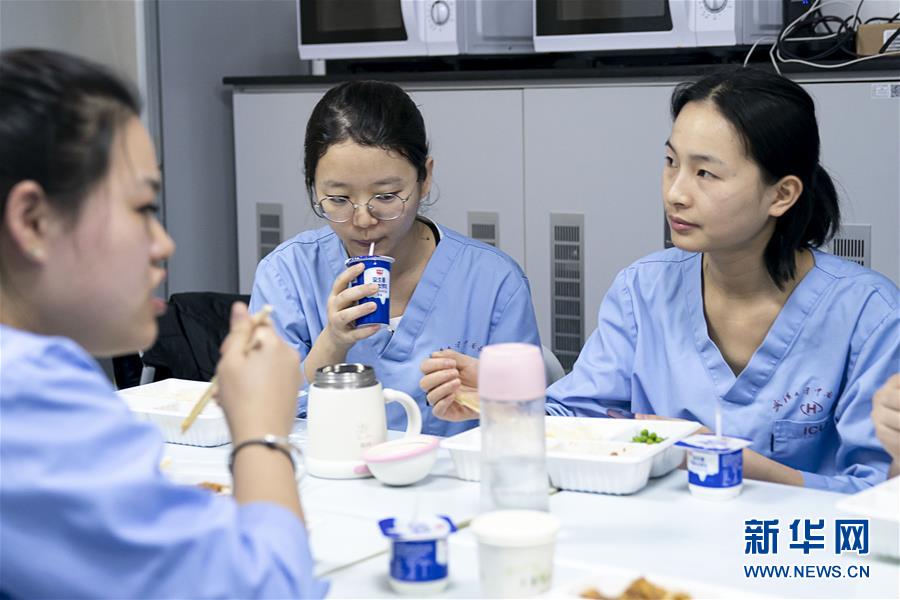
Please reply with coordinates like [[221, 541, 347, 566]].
[[224, 54, 900, 87]]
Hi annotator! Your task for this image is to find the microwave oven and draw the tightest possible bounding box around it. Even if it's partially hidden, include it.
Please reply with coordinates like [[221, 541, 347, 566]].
[[296, 0, 534, 60], [534, 0, 784, 52]]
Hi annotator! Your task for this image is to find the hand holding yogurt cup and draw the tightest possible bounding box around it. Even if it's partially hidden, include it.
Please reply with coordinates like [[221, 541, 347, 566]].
[[323, 262, 382, 348]]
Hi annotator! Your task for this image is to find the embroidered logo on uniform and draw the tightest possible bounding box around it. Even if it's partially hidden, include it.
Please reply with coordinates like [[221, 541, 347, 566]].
[[773, 387, 833, 414], [800, 401, 824, 416], [803, 423, 826, 437]]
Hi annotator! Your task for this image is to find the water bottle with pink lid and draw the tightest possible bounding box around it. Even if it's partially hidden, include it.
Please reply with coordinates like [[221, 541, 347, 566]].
[[478, 343, 549, 512]]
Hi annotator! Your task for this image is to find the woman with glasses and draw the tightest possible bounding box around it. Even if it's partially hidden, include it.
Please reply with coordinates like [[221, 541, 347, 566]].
[[249, 81, 540, 436]]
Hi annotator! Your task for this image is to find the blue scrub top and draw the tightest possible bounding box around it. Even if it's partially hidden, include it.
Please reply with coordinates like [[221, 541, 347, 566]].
[[545, 248, 898, 494], [250, 218, 541, 437], [0, 325, 327, 599]]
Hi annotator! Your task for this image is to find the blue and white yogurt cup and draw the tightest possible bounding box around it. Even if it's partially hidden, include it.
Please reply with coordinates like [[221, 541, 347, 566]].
[[676, 434, 753, 500], [378, 515, 457, 595], [345, 255, 394, 326]]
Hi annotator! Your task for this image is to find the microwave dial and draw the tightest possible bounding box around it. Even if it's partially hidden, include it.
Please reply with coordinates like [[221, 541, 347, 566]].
[[431, 1, 451, 26], [703, 0, 727, 13]]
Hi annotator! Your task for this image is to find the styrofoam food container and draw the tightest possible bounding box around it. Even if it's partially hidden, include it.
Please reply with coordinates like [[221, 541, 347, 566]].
[[836, 475, 900, 559], [361, 435, 439, 486], [441, 417, 701, 494], [118, 378, 228, 447], [470, 510, 560, 598]]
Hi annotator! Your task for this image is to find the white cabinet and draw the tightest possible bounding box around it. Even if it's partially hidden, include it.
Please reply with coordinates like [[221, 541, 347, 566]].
[[234, 91, 322, 292], [523, 84, 676, 366], [410, 89, 526, 267]]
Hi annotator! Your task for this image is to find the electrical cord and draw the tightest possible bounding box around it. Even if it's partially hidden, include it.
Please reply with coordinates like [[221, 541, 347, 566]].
[[758, 0, 900, 73]]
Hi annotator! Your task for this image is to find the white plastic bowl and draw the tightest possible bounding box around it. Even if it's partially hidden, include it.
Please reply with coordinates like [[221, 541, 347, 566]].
[[362, 435, 439, 486]]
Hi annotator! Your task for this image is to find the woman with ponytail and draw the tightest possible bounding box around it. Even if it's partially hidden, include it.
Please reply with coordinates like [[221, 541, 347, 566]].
[[423, 68, 898, 493]]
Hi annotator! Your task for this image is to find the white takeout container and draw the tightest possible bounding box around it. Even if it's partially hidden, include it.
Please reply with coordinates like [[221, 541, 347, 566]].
[[441, 417, 701, 495], [836, 475, 900, 559], [118, 378, 229, 447]]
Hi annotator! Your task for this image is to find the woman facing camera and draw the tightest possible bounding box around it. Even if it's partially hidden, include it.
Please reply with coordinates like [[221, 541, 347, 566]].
[[422, 68, 898, 493], [0, 49, 324, 597], [249, 80, 540, 437]]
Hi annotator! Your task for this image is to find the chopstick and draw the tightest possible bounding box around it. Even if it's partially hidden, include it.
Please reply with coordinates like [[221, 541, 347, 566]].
[[180, 305, 274, 433]]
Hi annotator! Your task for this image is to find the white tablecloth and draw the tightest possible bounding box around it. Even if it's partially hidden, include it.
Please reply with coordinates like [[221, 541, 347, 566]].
[[164, 421, 900, 599]]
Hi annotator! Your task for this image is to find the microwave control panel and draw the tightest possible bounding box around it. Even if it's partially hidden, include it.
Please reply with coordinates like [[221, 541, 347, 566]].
[[695, 0, 737, 46], [425, 0, 459, 55]]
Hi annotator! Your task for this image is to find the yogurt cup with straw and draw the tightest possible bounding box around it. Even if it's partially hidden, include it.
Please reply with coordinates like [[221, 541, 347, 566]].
[[676, 434, 753, 500], [345, 242, 393, 326]]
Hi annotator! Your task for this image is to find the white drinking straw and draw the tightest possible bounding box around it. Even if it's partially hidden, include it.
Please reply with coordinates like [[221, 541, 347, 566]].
[[368, 241, 375, 256]]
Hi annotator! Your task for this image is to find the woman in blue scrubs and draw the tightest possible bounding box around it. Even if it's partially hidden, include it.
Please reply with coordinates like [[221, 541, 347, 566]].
[[423, 69, 897, 493], [0, 49, 324, 597], [249, 81, 540, 437]]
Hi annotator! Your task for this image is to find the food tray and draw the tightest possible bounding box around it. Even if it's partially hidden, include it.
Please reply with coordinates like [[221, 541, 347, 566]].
[[836, 475, 900, 558], [441, 417, 701, 495], [549, 562, 768, 598], [118, 378, 229, 447]]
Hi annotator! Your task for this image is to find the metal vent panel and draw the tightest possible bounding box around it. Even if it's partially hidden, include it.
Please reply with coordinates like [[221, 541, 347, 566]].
[[257, 202, 283, 261], [828, 224, 871, 268], [468, 211, 499, 247], [550, 213, 584, 373]]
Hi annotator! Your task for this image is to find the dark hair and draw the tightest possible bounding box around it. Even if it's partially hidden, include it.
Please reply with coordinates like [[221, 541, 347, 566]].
[[303, 80, 429, 206], [0, 48, 141, 221], [671, 68, 840, 288]]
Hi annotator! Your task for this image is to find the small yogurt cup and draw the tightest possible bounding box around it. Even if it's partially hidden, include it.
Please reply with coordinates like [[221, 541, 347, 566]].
[[676, 434, 753, 500], [470, 510, 560, 598], [378, 515, 457, 595]]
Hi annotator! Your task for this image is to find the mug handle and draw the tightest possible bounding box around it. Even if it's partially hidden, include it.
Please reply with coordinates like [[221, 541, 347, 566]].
[[383, 388, 422, 436]]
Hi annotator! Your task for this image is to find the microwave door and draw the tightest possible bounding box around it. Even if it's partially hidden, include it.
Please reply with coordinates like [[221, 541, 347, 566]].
[[297, 0, 428, 60], [534, 0, 697, 52]]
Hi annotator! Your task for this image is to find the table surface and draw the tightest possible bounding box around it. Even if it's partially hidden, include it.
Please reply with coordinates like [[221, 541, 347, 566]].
[[164, 421, 900, 599]]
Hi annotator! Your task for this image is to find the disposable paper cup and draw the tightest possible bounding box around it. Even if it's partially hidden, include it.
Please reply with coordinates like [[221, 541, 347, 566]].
[[470, 510, 560, 598], [345, 255, 393, 326]]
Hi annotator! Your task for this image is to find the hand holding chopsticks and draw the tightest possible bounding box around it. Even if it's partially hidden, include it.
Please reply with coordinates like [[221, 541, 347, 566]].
[[180, 304, 274, 433]]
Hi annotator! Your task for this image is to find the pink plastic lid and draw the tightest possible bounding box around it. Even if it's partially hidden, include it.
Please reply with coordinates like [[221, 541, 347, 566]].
[[478, 343, 546, 402]]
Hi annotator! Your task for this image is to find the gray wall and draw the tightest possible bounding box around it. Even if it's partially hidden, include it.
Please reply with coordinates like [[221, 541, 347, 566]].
[[0, 0, 141, 84], [157, 0, 308, 294]]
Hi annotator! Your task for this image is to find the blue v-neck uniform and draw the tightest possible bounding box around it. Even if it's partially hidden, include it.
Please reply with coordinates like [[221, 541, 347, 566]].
[[250, 220, 540, 437], [545, 248, 898, 493]]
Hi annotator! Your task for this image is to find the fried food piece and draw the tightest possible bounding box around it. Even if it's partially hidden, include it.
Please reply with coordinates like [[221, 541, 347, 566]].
[[621, 577, 690, 600], [579, 577, 690, 600]]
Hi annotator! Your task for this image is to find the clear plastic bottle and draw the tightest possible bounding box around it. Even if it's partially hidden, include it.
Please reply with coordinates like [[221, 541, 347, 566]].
[[478, 343, 549, 512]]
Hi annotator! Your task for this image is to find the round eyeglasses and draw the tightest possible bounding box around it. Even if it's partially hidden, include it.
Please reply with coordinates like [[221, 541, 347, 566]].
[[312, 192, 411, 223]]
